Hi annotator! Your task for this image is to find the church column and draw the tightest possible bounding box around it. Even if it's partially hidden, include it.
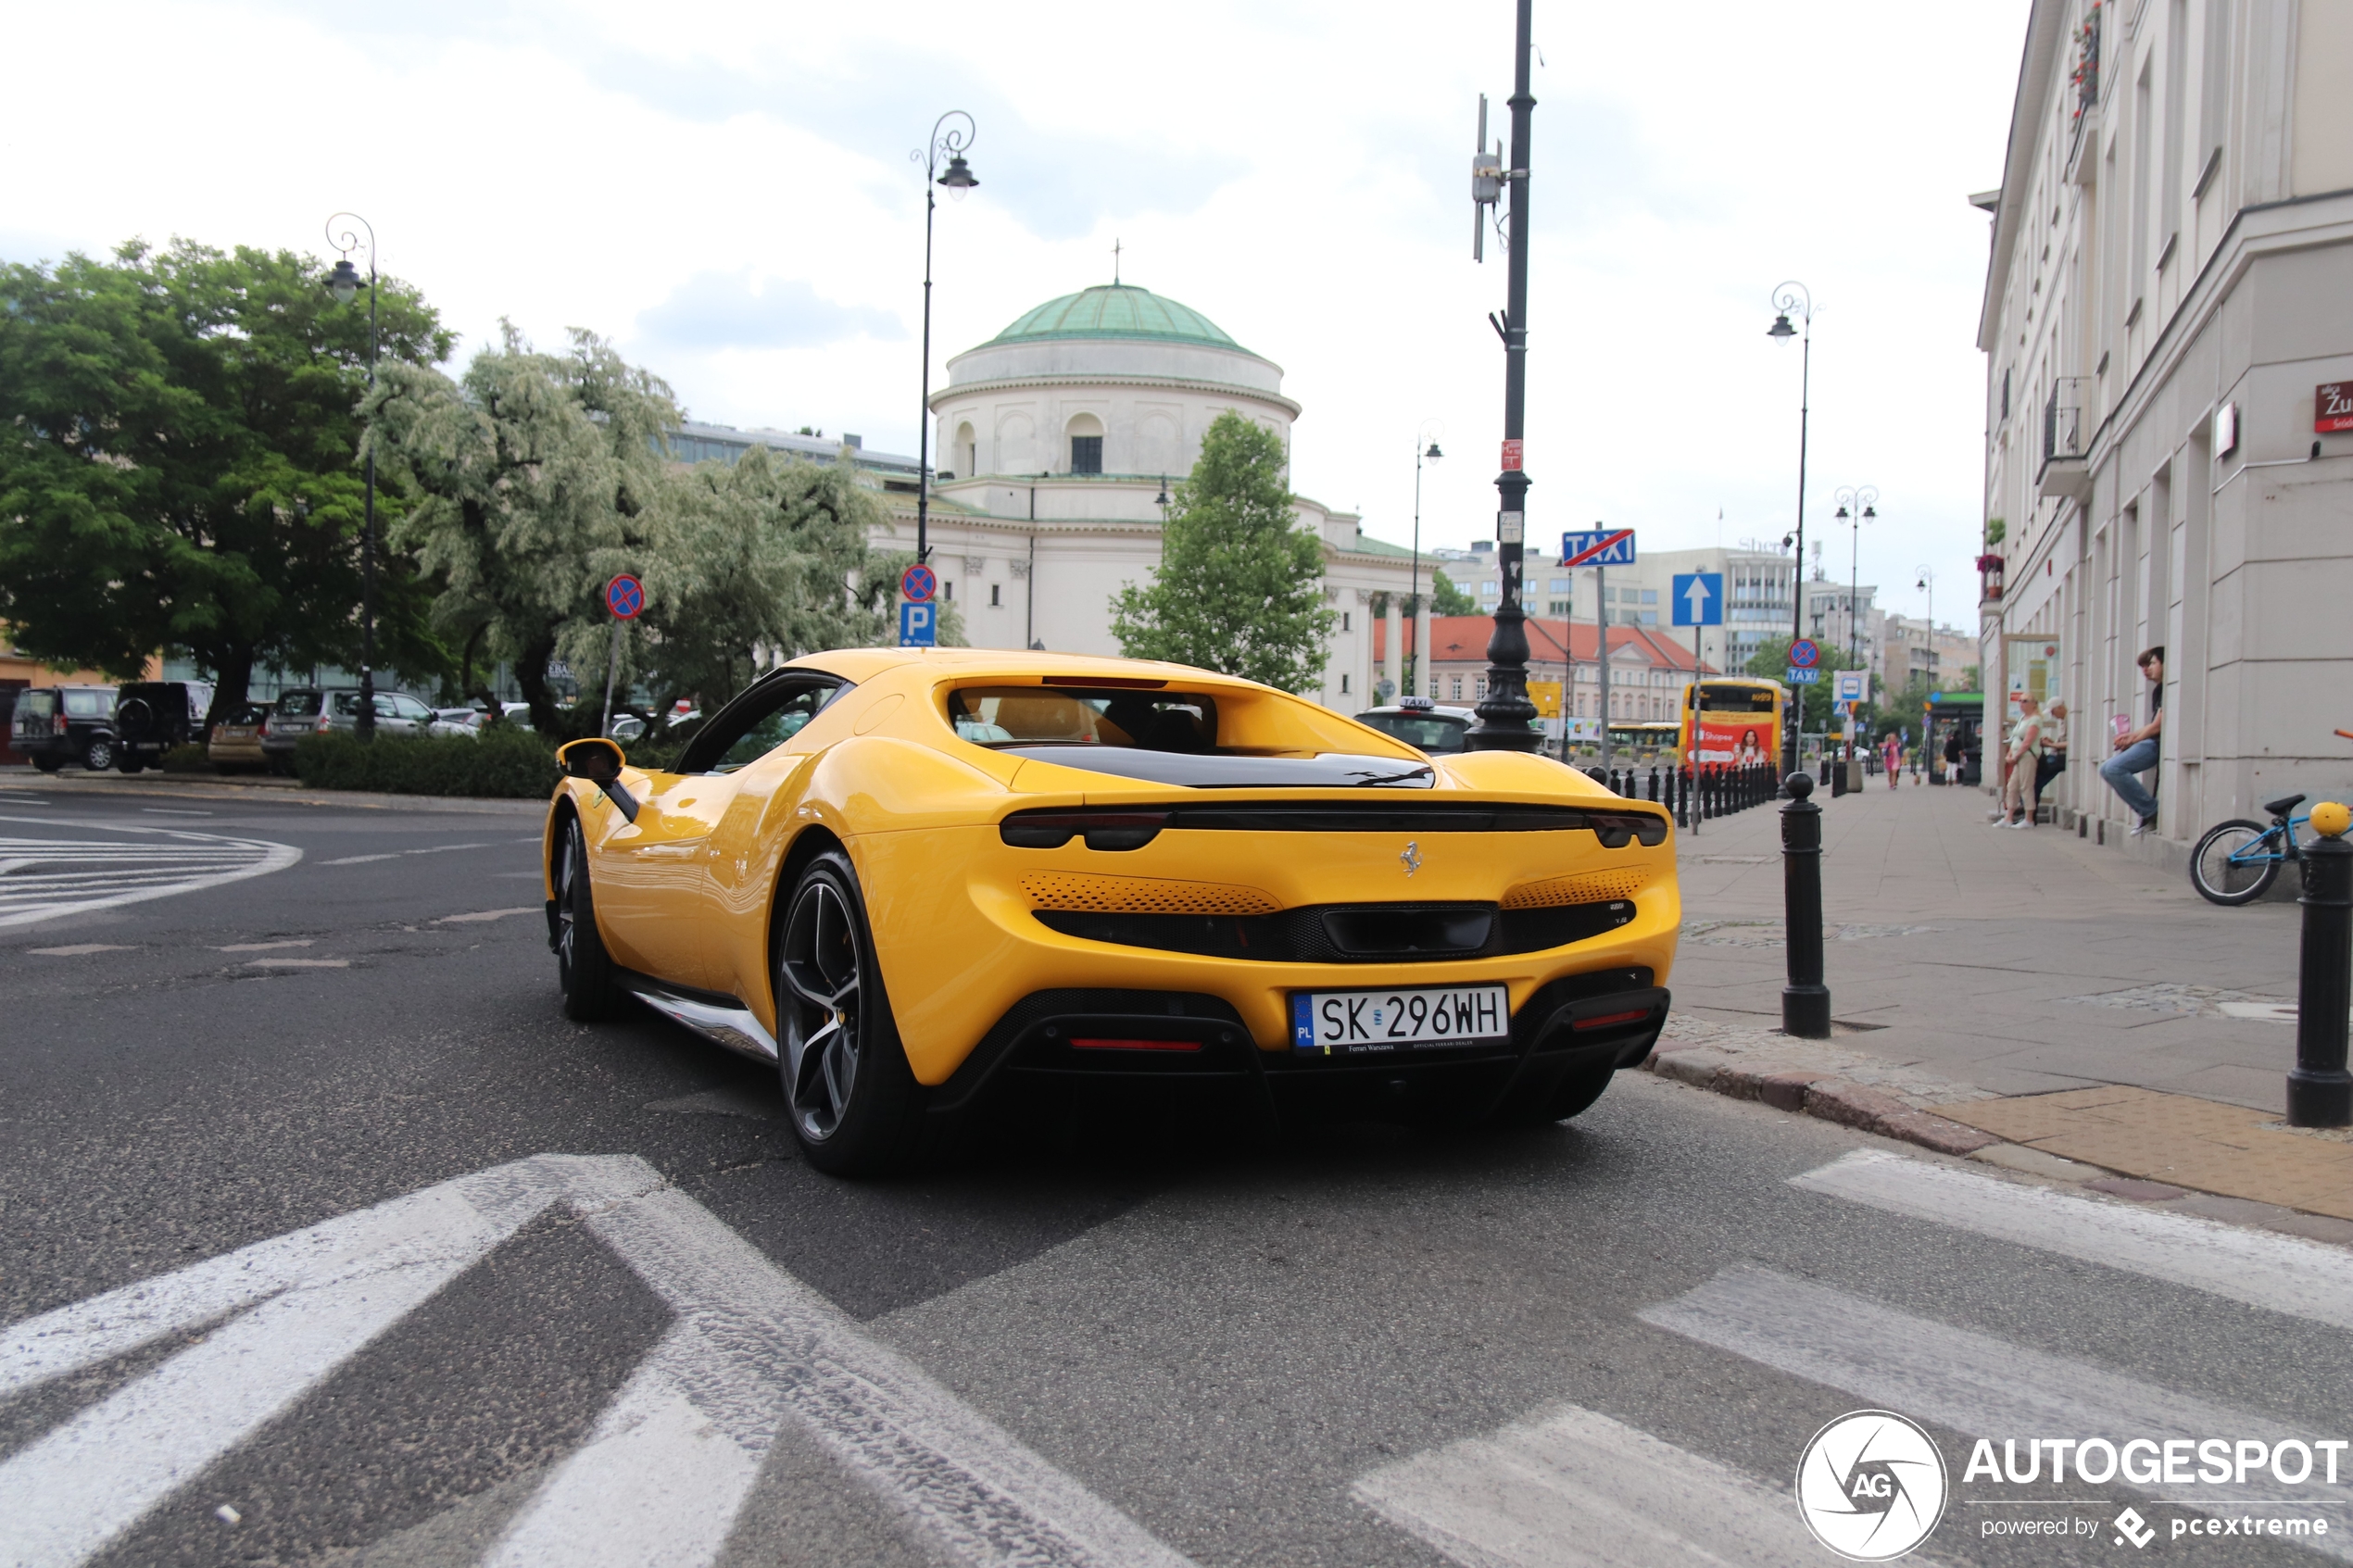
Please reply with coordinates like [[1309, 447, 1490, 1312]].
[[1384, 595, 1403, 698], [1416, 598, 1434, 697]]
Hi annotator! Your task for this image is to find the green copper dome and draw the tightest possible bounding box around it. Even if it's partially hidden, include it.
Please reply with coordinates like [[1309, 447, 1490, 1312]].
[[985, 284, 1243, 351]]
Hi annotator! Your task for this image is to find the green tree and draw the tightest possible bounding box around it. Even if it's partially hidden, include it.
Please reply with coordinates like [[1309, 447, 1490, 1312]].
[[1108, 412, 1333, 691], [642, 447, 890, 709], [1428, 569, 1478, 616], [1743, 633, 1869, 736], [0, 240, 453, 728], [367, 326, 674, 732]]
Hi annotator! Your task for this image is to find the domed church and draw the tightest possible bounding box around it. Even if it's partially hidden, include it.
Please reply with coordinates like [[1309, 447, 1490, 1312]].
[[899, 281, 1423, 710]]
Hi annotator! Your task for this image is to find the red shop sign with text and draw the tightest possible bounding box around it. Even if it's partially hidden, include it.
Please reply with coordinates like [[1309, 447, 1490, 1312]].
[[2319, 382, 2353, 434], [1500, 438, 1524, 470]]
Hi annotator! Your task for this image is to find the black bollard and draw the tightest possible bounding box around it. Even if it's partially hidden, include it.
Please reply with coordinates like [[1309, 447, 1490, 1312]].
[[1780, 771, 1831, 1038], [2289, 804, 2353, 1127], [1674, 767, 1687, 828], [1648, 766, 1661, 804]]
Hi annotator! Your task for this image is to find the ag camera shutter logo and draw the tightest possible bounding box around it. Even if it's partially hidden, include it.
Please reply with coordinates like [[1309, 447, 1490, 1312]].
[[1795, 1410, 1948, 1561]]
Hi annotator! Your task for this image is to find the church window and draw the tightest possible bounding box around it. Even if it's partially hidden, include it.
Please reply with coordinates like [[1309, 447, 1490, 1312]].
[[943, 581, 954, 601], [1340, 673, 1351, 695], [1340, 611, 1351, 633], [1065, 412, 1105, 475], [989, 583, 1002, 607]]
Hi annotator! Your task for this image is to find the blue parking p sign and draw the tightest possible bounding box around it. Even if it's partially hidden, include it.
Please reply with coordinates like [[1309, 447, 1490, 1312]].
[[899, 601, 937, 647]]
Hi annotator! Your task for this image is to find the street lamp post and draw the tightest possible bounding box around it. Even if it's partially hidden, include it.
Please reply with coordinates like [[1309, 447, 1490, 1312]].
[[1768, 282, 1813, 788], [1915, 567, 1936, 689], [913, 112, 978, 568], [326, 214, 379, 742], [1409, 422, 1443, 699], [1466, 0, 1542, 753], [1831, 485, 1878, 667]]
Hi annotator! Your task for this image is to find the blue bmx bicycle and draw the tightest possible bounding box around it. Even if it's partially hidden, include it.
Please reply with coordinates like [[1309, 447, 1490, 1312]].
[[2190, 794, 2318, 906]]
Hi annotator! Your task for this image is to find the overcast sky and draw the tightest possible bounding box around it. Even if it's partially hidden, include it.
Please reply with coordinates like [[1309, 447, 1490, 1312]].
[[2, 0, 2030, 631]]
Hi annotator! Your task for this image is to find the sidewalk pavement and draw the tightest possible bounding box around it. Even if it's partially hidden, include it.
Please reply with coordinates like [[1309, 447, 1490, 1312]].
[[1657, 775, 2353, 1232], [0, 766, 543, 816]]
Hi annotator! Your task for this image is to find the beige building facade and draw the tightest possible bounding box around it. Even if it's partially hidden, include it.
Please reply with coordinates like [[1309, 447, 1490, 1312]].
[[1979, 0, 2353, 853]]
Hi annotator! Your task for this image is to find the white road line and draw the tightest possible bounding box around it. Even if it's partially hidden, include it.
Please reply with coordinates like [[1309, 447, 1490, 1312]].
[[434, 908, 535, 924], [215, 939, 313, 952], [1640, 1265, 2353, 1557], [1353, 1402, 1821, 1568], [0, 1155, 1193, 1568], [407, 842, 494, 856], [140, 809, 213, 817], [321, 854, 399, 865], [483, 1327, 770, 1568], [0, 819, 301, 929], [24, 944, 132, 957], [246, 958, 350, 969], [1793, 1149, 2353, 1332]]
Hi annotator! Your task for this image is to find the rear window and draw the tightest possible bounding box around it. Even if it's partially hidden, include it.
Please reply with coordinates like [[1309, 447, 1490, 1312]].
[[1697, 684, 1779, 714], [1354, 713, 1470, 754], [62, 690, 110, 718], [275, 691, 323, 717], [949, 687, 1215, 752], [18, 692, 57, 718]]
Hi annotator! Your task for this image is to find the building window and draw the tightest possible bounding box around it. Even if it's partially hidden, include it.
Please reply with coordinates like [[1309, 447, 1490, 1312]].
[[1070, 435, 1102, 474], [989, 583, 1002, 607], [1482, 582, 1500, 598], [1450, 676, 1464, 699], [1340, 673, 1351, 695], [943, 581, 954, 601], [1641, 590, 1658, 605], [1475, 676, 1488, 698], [1549, 578, 1571, 593], [1341, 611, 1351, 632], [1547, 600, 1569, 616]]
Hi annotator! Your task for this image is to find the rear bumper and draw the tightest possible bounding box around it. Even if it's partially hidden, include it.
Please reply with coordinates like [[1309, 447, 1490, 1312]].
[[925, 974, 1668, 1129]]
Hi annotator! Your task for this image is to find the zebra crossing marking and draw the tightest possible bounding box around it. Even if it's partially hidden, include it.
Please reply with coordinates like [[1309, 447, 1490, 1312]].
[[1793, 1149, 2353, 1333], [1353, 1401, 1823, 1568], [0, 1154, 1196, 1568], [0, 816, 301, 928], [1640, 1263, 2353, 1560]]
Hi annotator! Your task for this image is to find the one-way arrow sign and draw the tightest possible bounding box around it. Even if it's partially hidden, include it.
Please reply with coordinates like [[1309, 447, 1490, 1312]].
[[1672, 572, 1724, 627]]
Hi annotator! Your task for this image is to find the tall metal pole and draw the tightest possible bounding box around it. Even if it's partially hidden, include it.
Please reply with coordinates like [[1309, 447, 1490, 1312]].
[[913, 112, 976, 569], [1409, 422, 1441, 703], [1596, 561, 1611, 772], [1769, 282, 1813, 787], [1467, 0, 1541, 753], [328, 213, 379, 742]]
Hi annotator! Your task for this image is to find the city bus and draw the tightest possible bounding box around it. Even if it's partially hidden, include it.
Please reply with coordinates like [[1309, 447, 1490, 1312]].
[[1681, 677, 1785, 768]]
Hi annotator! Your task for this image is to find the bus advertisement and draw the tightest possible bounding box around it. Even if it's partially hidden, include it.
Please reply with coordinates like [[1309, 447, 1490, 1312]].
[[1682, 678, 1784, 769]]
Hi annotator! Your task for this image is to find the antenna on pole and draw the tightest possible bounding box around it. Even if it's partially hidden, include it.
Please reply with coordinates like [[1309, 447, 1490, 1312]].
[[1471, 94, 1502, 261]]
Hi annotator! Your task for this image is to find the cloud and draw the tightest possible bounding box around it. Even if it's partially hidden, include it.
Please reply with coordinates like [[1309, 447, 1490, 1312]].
[[633, 272, 903, 352]]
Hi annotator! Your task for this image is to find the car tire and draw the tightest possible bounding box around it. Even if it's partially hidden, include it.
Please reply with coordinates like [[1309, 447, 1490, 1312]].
[[118, 756, 145, 774], [267, 754, 296, 777], [1489, 1059, 1616, 1128], [32, 756, 61, 773], [82, 737, 114, 771], [774, 848, 925, 1176], [554, 813, 625, 1022]]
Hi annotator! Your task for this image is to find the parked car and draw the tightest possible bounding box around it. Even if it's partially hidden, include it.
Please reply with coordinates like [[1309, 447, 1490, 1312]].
[[427, 702, 536, 739], [112, 682, 214, 772], [10, 685, 120, 772], [262, 687, 437, 771], [207, 703, 271, 771], [1352, 696, 1478, 755]]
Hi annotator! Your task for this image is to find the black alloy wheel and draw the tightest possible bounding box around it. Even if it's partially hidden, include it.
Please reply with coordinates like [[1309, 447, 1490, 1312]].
[[555, 814, 623, 1020], [82, 737, 114, 772], [775, 849, 922, 1174]]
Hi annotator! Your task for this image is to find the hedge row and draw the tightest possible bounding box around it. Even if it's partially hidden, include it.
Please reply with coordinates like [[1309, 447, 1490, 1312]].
[[292, 726, 561, 798]]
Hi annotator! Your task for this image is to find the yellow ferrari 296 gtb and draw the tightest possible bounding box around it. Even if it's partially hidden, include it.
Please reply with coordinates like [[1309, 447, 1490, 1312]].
[[544, 649, 1680, 1173]]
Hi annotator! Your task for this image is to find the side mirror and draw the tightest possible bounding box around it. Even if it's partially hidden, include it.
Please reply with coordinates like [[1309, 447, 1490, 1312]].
[[559, 737, 625, 784], [557, 737, 638, 821]]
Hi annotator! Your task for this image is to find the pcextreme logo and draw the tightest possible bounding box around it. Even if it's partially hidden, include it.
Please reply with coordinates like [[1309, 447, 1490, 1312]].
[[1795, 1410, 1949, 1562]]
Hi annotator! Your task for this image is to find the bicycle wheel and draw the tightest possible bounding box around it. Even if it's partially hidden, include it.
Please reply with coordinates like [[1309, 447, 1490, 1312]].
[[2190, 819, 2280, 906]]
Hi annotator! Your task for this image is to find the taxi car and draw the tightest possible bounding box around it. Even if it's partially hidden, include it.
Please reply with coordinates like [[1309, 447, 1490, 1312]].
[[545, 649, 1679, 1173]]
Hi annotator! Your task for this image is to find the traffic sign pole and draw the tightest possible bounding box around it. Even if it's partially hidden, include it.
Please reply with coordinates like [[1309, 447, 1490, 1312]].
[[601, 575, 646, 741]]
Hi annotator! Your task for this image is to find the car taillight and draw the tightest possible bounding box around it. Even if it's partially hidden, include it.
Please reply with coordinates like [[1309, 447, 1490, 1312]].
[[999, 809, 1171, 851]]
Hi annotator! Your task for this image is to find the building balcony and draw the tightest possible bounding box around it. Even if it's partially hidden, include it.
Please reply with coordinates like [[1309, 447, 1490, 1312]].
[[2038, 377, 2093, 502]]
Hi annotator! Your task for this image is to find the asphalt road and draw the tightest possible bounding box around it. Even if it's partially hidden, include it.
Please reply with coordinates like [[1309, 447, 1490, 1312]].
[[4, 781, 2350, 1567]]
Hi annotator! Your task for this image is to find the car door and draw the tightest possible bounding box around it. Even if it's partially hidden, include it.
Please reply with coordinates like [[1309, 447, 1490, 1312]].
[[589, 675, 844, 993]]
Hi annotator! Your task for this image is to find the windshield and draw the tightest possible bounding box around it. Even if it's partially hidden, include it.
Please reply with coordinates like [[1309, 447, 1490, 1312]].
[[1354, 713, 1470, 753], [949, 687, 1215, 751], [1696, 684, 1780, 714]]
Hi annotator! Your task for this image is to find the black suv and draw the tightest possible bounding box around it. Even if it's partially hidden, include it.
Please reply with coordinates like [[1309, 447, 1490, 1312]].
[[111, 682, 214, 772], [10, 685, 120, 771]]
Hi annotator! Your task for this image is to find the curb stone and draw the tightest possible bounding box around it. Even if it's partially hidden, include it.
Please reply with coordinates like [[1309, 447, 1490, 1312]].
[[1643, 1037, 2000, 1156]]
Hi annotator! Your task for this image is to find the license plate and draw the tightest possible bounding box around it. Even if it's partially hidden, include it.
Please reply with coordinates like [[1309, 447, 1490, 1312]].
[[1291, 985, 1510, 1055]]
